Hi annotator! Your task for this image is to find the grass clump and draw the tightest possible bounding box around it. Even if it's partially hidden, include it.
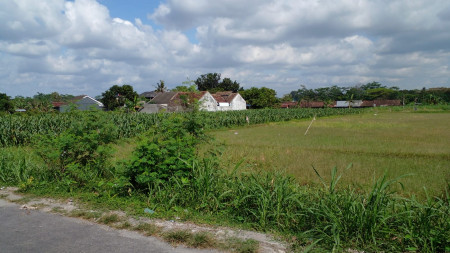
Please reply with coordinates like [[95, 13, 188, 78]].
[[98, 213, 121, 224], [133, 223, 161, 236], [162, 230, 192, 244], [69, 210, 102, 220], [220, 237, 259, 253]]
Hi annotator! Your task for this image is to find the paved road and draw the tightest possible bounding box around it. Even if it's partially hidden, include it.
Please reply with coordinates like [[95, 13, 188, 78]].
[[0, 199, 214, 253]]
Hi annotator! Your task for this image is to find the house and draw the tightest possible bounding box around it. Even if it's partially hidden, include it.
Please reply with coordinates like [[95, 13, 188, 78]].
[[335, 100, 364, 108], [280, 102, 298, 108], [280, 101, 326, 108], [373, 100, 401, 106], [140, 91, 160, 100], [211, 92, 247, 111], [53, 95, 104, 112], [140, 91, 218, 113], [140, 91, 247, 113]]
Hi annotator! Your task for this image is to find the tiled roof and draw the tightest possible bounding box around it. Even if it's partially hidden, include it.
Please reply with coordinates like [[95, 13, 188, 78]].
[[150, 92, 178, 104], [211, 91, 238, 103]]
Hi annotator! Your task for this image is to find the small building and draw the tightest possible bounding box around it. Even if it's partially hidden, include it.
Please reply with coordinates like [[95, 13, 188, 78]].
[[140, 91, 160, 100], [53, 95, 104, 112], [211, 92, 247, 111], [140, 91, 218, 113]]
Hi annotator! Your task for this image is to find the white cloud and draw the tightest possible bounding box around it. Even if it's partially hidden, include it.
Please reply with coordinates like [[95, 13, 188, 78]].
[[0, 0, 449, 97]]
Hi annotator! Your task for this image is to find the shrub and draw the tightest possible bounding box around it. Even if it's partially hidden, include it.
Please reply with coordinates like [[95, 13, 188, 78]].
[[33, 112, 117, 187], [125, 114, 204, 191]]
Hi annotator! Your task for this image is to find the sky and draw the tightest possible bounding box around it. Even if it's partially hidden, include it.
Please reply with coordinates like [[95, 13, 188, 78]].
[[1, 0, 449, 98]]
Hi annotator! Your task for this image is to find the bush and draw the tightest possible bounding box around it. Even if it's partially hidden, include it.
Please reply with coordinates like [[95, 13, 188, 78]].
[[33, 112, 117, 187], [125, 113, 204, 191]]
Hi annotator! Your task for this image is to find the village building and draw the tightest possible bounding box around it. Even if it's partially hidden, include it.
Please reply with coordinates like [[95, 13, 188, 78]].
[[140, 91, 246, 113], [52, 95, 104, 112], [211, 91, 247, 111]]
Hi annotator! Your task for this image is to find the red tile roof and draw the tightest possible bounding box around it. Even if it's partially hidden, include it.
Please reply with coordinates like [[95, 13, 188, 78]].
[[211, 92, 238, 103]]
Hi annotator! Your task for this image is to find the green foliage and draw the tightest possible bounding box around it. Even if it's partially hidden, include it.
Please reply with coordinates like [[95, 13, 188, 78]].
[[240, 87, 278, 108], [125, 114, 203, 191], [0, 107, 364, 147], [172, 85, 197, 92], [195, 73, 240, 92], [33, 112, 117, 187], [288, 83, 450, 105], [101, 84, 138, 111], [0, 93, 14, 113], [155, 80, 167, 92]]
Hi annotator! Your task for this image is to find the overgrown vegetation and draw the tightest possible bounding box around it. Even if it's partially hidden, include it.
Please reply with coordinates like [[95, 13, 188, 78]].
[[1, 106, 449, 252]]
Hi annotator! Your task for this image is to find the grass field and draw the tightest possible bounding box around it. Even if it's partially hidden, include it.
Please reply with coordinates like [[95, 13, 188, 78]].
[[208, 111, 450, 198]]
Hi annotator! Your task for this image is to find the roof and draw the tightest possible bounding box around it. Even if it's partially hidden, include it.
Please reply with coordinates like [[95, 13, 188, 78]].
[[211, 91, 238, 103], [280, 102, 297, 108], [150, 92, 179, 104], [140, 91, 159, 98], [52, 95, 104, 108]]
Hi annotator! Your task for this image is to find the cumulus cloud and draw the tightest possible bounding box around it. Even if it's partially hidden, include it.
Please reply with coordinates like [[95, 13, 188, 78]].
[[0, 0, 449, 97]]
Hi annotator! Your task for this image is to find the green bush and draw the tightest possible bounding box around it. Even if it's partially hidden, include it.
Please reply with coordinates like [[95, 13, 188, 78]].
[[33, 112, 117, 187], [125, 114, 204, 191]]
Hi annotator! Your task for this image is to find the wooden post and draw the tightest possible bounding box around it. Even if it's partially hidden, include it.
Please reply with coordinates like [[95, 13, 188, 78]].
[[304, 115, 316, 136]]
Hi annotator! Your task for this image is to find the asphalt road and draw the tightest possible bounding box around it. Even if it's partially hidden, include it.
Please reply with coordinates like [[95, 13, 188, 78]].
[[0, 199, 214, 253]]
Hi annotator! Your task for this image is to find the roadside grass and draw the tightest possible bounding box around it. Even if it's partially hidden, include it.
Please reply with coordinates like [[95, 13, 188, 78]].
[[206, 111, 450, 198]]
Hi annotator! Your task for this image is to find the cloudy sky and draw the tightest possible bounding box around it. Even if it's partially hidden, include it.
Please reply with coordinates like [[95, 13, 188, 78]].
[[1, 0, 449, 98]]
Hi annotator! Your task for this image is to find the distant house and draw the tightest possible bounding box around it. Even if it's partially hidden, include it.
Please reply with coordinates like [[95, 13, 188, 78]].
[[280, 101, 326, 108], [53, 95, 104, 112], [140, 91, 246, 113], [140, 91, 218, 113], [211, 92, 247, 111], [140, 91, 160, 100]]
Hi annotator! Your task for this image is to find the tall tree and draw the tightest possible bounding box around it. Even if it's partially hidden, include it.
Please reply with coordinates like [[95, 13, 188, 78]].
[[195, 73, 241, 92], [196, 73, 221, 91], [155, 80, 167, 92], [220, 78, 240, 92], [240, 87, 277, 108], [0, 93, 14, 113], [101, 84, 138, 111]]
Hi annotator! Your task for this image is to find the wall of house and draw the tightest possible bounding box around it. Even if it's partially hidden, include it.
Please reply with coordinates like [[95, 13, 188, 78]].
[[199, 92, 218, 112], [216, 94, 246, 111], [230, 94, 247, 110]]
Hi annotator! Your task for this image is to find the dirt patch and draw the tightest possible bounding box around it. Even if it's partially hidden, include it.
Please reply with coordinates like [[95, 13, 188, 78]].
[[0, 187, 287, 253]]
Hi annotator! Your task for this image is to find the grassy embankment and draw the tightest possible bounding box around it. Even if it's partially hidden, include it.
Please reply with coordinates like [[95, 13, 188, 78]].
[[207, 110, 450, 198]]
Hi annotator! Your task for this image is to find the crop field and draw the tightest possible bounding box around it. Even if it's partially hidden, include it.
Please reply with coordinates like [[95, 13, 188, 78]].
[[209, 111, 450, 198]]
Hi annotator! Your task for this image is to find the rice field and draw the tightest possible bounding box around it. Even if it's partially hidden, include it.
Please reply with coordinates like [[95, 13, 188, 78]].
[[208, 111, 450, 198]]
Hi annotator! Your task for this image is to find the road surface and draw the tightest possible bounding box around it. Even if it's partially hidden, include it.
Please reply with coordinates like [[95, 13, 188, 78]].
[[0, 199, 214, 253]]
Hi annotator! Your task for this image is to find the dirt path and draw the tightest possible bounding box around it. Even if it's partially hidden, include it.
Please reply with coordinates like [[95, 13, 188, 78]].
[[0, 187, 287, 253]]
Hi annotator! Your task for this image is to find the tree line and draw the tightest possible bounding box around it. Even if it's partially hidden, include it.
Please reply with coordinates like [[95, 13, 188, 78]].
[[1, 77, 449, 113], [286, 82, 450, 105]]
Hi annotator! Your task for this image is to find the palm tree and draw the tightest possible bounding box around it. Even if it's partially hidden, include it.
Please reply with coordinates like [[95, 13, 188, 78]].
[[156, 80, 166, 92]]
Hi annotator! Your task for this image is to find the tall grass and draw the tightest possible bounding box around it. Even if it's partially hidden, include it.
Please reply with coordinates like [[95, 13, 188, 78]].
[[141, 159, 449, 252]]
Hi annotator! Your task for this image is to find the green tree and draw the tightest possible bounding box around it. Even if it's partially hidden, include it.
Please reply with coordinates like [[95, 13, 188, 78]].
[[240, 87, 277, 108], [195, 73, 241, 92], [155, 80, 167, 92], [195, 73, 221, 91], [172, 85, 197, 92], [0, 93, 14, 113], [101, 84, 138, 111], [220, 78, 240, 92]]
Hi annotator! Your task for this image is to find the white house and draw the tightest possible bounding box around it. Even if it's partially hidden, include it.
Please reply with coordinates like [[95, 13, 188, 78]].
[[212, 92, 247, 111]]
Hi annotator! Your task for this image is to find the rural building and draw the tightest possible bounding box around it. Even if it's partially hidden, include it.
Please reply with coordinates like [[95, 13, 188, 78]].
[[212, 92, 247, 111], [140, 91, 246, 113], [53, 95, 104, 112], [140, 91, 218, 113], [140, 91, 160, 100]]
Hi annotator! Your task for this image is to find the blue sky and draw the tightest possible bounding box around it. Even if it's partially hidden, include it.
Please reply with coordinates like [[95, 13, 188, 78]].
[[1, 0, 449, 97]]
